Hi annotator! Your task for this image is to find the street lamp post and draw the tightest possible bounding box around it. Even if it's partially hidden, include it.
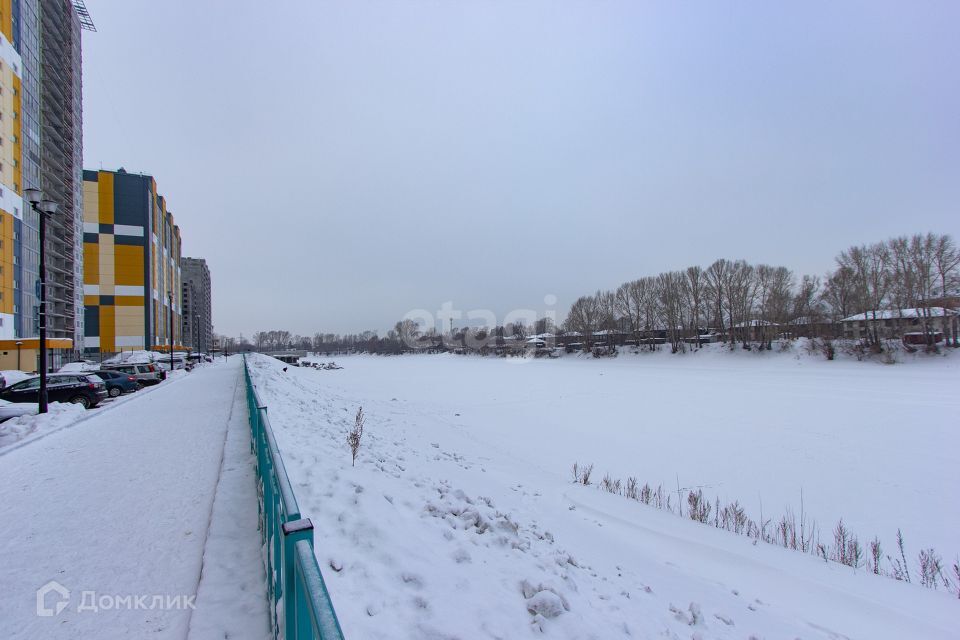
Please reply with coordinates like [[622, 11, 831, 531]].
[[24, 189, 57, 414], [168, 291, 174, 372], [15, 340, 22, 370]]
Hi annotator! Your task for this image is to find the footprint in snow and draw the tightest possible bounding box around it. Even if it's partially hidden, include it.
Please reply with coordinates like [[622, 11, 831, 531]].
[[714, 613, 734, 626]]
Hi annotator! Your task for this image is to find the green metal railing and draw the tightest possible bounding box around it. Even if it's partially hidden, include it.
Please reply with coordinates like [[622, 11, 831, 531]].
[[243, 356, 345, 640]]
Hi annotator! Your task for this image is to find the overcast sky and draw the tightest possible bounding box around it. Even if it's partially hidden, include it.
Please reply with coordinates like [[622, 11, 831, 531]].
[[81, 1, 960, 337]]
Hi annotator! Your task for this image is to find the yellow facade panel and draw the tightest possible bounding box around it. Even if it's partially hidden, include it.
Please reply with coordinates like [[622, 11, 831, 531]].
[[98, 171, 114, 224], [83, 243, 99, 283], [115, 244, 145, 286], [1, 1, 13, 42], [99, 306, 115, 352]]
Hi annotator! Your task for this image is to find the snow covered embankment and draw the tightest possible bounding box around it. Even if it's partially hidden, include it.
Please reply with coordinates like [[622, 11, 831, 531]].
[[246, 354, 957, 640]]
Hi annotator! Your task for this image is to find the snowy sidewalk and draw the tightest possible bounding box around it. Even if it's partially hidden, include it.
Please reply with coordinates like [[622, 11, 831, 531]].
[[0, 357, 270, 639]]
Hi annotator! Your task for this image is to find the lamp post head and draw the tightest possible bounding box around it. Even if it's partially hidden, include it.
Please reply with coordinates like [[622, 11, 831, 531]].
[[15, 341, 22, 346], [38, 200, 58, 215], [23, 188, 42, 205]]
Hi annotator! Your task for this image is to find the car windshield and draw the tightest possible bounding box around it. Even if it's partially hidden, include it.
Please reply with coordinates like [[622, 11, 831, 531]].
[[12, 378, 41, 391]]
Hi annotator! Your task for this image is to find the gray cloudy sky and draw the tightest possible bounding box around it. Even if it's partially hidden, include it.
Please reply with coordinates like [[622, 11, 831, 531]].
[[82, 1, 960, 337]]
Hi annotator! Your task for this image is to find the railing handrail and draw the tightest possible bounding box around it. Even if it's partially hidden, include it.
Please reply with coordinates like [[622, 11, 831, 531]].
[[242, 355, 345, 640], [262, 407, 301, 520], [295, 540, 346, 639]]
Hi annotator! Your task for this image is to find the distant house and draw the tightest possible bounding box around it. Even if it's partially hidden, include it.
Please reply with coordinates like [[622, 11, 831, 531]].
[[783, 316, 838, 339], [840, 307, 958, 342], [730, 319, 778, 343]]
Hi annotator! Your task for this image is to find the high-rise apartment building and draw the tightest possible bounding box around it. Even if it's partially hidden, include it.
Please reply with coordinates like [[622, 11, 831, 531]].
[[181, 257, 212, 353], [82, 169, 182, 354], [39, 0, 84, 350], [0, 0, 86, 347], [0, 0, 34, 340]]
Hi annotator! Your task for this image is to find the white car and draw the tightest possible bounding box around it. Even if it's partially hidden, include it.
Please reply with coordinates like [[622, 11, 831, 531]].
[[58, 361, 101, 374], [0, 398, 38, 422], [0, 370, 33, 389]]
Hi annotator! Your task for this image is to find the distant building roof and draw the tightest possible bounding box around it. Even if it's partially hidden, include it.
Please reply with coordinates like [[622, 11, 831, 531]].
[[732, 320, 777, 328], [841, 307, 957, 322]]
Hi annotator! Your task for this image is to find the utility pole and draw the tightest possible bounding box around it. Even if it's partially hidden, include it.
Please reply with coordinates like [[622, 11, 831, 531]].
[[168, 291, 175, 372]]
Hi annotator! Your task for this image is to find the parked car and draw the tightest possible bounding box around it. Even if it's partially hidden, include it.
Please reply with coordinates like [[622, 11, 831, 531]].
[[102, 362, 165, 387], [155, 356, 187, 371], [0, 398, 38, 422], [0, 374, 108, 409], [0, 370, 33, 389], [58, 360, 101, 374], [90, 369, 139, 397]]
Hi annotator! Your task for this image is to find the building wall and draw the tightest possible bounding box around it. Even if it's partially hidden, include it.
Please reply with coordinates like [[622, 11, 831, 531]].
[[82, 169, 181, 354], [841, 314, 953, 341], [9, 0, 41, 342], [0, 8, 24, 340]]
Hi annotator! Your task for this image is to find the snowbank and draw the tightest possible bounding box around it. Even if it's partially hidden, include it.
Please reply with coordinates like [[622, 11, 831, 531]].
[[0, 402, 86, 449]]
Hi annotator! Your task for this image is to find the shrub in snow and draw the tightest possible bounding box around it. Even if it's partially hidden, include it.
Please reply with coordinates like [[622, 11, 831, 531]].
[[347, 407, 365, 467], [918, 548, 946, 590], [687, 490, 711, 524], [571, 462, 593, 486]]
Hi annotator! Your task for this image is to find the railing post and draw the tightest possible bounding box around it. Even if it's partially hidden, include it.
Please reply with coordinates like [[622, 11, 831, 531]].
[[282, 518, 315, 640]]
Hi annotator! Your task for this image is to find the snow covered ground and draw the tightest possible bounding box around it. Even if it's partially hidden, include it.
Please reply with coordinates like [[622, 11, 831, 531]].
[[0, 358, 268, 639], [248, 347, 958, 639]]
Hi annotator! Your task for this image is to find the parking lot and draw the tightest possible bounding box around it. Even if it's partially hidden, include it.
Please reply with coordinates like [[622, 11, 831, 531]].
[[0, 353, 226, 452]]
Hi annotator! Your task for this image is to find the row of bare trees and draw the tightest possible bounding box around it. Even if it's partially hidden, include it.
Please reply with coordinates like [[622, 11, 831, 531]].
[[226, 234, 958, 356], [565, 233, 959, 352]]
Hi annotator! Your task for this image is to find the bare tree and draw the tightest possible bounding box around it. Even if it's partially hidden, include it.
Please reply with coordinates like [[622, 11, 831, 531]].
[[683, 266, 706, 347], [822, 265, 859, 322], [724, 260, 756, 348], [792, 275, 823, 336], [657, 271, 686, 353], [705, 259, 730, 343], [394, 319, 421, 349], [565, 293, 603, 349]]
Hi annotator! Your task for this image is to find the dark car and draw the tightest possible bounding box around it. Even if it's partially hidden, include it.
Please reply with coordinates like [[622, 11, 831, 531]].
[[91, 370, 139, 397], [0, 374, 108, 409]]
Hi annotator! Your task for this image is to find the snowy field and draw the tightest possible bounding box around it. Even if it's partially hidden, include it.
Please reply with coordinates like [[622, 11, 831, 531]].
[[247, 347, 958, 639]]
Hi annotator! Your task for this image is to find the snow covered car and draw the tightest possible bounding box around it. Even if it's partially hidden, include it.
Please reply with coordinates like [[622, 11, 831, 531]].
[[0, 398, 38, 422], [0, 370, 32, 389], [58, 361, 101, 374]]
